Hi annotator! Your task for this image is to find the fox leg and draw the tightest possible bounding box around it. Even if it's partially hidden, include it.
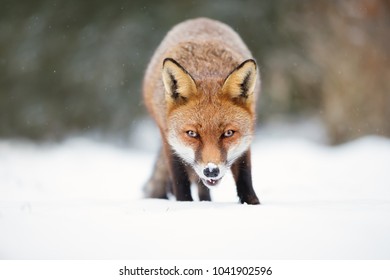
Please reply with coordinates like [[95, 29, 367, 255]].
[[143, 148, 171, 199], [197, 181, 211, 201], [231, 150, 260, 205], [164, 144, 193, 201]]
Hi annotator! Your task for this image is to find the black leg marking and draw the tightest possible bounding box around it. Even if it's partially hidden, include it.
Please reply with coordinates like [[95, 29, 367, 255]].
[[231, 150, 260, 205], [197, 181, 211, 201], [170, 152, 193, 201]]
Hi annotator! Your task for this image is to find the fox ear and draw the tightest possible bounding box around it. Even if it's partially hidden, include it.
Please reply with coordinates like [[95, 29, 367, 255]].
[[162, 58, 197, 104], [222, 59, 257, 103]]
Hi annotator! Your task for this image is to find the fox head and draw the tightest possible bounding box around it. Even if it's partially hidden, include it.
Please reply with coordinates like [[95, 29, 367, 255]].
[[162, 58, 258, 188]]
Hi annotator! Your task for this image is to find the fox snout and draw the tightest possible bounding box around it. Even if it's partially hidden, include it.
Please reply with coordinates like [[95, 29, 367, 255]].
[[195, 162, 226, 188], [203, 163, 220, 178]]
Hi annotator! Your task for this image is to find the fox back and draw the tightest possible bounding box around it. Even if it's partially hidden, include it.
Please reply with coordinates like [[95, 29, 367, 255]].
[[143, 18, 260, 204]]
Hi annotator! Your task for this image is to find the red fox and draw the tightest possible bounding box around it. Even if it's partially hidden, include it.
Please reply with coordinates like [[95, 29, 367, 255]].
[[143, 18, 260, 204]]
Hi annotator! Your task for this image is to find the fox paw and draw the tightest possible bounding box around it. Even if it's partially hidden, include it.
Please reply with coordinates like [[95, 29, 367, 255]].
[[240, 195, 260, 205]]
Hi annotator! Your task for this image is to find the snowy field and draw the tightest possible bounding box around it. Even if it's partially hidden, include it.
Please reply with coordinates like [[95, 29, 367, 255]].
[[1, 132, 390, 259]]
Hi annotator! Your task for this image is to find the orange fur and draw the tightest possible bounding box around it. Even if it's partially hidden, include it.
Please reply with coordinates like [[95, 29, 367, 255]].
[[143, 18, 260, 204]]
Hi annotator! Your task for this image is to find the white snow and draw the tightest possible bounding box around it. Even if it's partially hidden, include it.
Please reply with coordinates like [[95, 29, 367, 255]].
[[1, 134, 390, 259]]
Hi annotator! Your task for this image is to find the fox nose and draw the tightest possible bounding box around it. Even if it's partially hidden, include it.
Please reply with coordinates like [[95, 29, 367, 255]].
[[203, 166, 220, 178]]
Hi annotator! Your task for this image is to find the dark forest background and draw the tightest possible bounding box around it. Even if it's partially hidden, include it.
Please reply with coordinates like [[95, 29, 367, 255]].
[[1, 0, 389, 144]]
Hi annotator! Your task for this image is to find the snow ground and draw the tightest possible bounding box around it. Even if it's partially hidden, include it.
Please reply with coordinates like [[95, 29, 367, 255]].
[[0, 135, 390, 259]]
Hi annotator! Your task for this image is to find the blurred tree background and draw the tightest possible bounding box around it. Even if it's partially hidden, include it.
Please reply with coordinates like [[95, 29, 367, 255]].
[[1, 0, 389, 144]]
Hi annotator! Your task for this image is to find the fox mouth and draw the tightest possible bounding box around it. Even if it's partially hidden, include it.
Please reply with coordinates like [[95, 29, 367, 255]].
[[202, 178, 221, 188]]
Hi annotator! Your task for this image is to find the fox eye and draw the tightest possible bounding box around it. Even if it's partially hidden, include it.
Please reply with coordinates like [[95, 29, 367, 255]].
[[186, 130, 198, 138], [223, 130, 235, 138]]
